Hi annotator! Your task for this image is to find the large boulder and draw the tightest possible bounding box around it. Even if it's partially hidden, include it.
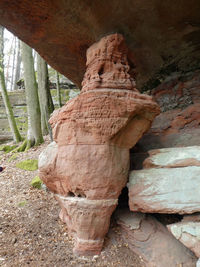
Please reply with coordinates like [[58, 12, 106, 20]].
[[116, 209, 197, 267], [128, 146, 200, 214]]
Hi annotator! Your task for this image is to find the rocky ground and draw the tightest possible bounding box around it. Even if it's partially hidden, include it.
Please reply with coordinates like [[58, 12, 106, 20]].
[[0, 138, 143, 267]]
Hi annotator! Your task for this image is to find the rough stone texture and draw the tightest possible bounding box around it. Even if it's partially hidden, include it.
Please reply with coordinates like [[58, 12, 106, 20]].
[[0, 1, 200, 89], [168, 219, 200, 257], [137, 71, 200, 152], [143, 146, 200, 168], [39, 142, 130, 199], [128, 166, 200, 214], [116, 209, 197, 267], [39, 34, 159, 255], [56, 196, 117, 256], [81, 34, 137, 92]]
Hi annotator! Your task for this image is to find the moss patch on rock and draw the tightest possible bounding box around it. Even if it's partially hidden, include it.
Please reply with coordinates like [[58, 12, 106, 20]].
[[30, 176, 43, 189], [16, 159, 38, 171]]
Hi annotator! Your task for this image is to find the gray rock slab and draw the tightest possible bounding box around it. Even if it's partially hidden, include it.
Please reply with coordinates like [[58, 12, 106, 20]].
[[168, 221, 200, 257], [128, 166, 200, 214], [143, 146, 200, 168]]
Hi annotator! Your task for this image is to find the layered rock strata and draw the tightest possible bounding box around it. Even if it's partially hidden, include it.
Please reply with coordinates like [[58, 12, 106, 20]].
[[39, 33, 159, 255], [116, 209, 197, 267], [128, 146, 200, 214], [138, 71, 200, 151]]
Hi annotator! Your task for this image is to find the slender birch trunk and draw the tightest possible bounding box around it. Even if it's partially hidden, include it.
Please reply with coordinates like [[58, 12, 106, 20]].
[[0, 26, 22, 143], [14, 38, 21, 91]]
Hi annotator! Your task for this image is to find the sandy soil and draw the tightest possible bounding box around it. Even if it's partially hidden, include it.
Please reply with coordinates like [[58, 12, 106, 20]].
[[0, 139, 143, 267]]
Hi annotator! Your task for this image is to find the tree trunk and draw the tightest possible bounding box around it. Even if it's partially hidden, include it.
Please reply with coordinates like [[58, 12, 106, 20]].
[[37, 53, 54, 138], [0, 26, 22, 143], [5, 36, 14, 88], [10, 37, 16, 91], [21, 41, 43, 148], [14, 38, 21, 91], [56, 71, 62, 108]]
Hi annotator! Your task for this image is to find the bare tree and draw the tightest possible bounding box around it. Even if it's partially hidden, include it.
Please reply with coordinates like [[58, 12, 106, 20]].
[[13, 38, 21, 91], [19, 41, 43, 151], [10, 36, 16, 91], [0, 26, 22, 142], [37, 52, 54, 138], [56, 71, 62, 108]]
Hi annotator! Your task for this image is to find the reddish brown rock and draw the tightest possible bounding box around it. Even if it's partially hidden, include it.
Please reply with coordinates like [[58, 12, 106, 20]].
[[81, 34, 137, 92], [0, 1, 200, 89], [137, 71, 200, 151], [39, 33, 159, 255], [116, 209, 197, 267]]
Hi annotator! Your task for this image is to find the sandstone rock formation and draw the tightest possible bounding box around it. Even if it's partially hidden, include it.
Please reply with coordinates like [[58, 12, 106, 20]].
[[128, 146, 200, 214], [168, 218, 200, 258], [143, 146, 200, 168], [39, 33, 159, 255], [116, 209, 197, 267], [0, 1, 200, 90], [137, 70, 200, 151]]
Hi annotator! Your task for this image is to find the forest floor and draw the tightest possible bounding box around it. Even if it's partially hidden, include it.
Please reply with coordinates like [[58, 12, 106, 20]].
[[0, 137, 143, 267]]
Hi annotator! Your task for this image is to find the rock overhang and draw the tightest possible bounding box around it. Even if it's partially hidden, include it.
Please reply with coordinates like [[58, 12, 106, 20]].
[[0, 0, 199, 89]]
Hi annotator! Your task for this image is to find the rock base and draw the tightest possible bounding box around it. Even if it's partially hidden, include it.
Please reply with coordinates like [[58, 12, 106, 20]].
[[116, 209, 197, 267]]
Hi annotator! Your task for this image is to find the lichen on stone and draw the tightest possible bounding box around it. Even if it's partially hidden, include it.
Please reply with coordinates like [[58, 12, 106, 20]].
[[16, 159, 38, 171]]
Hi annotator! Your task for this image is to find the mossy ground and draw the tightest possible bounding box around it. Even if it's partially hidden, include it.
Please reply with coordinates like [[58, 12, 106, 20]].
[[8, 154, 18, 162], [30, 176, 43, 189], [18, 200, 27, 207], [16, 159, 38, 171], [0, 144, 18, 153]]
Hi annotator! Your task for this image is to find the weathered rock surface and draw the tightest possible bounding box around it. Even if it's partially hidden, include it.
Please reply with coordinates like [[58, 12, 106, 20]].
[[39, 34, 159, 255], [0, 1, 200, 89], [129, 146, 200, 214], [168, 216, 200, 257], [116, 209, 197, 267], [143, 146, 200, 168], [128, 166, 200, 214], [137, 71, 200, 151]]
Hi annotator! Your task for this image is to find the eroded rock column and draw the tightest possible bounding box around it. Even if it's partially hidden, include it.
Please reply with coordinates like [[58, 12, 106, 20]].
[[38, 33, 160, 256]]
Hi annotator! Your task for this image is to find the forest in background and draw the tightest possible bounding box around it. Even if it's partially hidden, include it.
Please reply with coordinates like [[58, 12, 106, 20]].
[[0, 26, 79, 149]]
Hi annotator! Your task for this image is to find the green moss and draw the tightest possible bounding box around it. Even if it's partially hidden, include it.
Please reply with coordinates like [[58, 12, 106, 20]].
[[15, 116, 28, 133], [18, 200, 27, 207], [8, 154, 18, 162], [30, 176, 43, 189], [0, 144, 17, 153], [16, 159, 38, 171], [50, 89, 57, 97]]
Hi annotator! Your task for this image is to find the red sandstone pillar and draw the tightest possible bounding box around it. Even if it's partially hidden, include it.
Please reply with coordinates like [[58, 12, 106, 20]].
[[39, 33, 160, 256]]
